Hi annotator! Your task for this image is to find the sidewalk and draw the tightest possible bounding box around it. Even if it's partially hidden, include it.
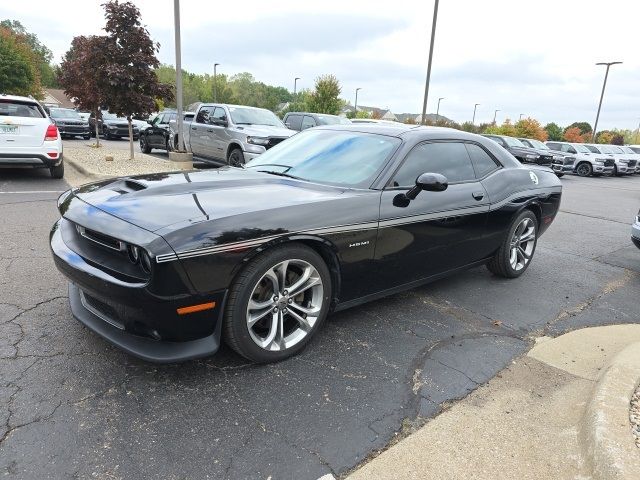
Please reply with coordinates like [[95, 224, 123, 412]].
[[346, 325, 640, 480]]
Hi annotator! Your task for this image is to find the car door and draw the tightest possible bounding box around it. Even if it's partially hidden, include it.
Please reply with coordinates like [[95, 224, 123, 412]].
[[284, 114, 302, 131], [209, 107, 230, 160], [147, 114, 164, 146], [190, 107, 215, 158], [375, 141, 490, 287], [301, 115, 317, 130]]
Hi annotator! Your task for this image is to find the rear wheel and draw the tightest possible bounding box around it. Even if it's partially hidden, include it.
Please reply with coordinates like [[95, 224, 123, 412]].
[[139, 135, 151, 153], [223, 244, 332, 363], [50, 160, 64, 179], [486, 210, 538, 278], [228, 148, 245, 167], [83, 134, 91, 140], [575, 162, 592, 177]]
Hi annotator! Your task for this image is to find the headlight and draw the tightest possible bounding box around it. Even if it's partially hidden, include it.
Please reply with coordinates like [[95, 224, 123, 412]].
[[140, 250, 152, 273], [526, 154, 538, 160], [595, 159, 605, 164], [128, 244, 140, 263], [553, 155, 562, 160], [247, 136, 270, 146]]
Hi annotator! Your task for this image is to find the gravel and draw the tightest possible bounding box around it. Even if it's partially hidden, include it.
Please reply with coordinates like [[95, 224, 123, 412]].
[[631, 384, 640, 448], [64, 144, 184, 177]]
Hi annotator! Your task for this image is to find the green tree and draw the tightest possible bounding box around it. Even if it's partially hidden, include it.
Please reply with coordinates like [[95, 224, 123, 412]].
[[565, 121, 592, 136], [1, 20, 57, 87], [544, 122, 563, 141], [307, 74, 342, 114], [100, 0, 173, 158], [0, 26, 40, 96], [484, 119, 516, 136]]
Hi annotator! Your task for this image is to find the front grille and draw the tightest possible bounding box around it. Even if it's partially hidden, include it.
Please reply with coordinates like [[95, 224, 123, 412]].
[[80, 290, 125, 329], [76, 225, 124, 251], [604, 159, 615, 167], [563, 158, 575, 166], [266, 137, 286, 149], [628, 160, 637, 168]]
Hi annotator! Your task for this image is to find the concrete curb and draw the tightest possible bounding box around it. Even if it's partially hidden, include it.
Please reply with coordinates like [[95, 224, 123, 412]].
[[582, 341, 640, 480], [64, 155, 106, 180]]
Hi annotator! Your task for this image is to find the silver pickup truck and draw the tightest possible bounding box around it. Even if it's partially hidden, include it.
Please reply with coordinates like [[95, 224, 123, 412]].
[[173, 103, 295, 166]]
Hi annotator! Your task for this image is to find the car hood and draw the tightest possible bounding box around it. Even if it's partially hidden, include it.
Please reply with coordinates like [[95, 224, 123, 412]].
[[509, 146, 539, 156], [71, 168, 346, 232], [233, 124, 295, 138]]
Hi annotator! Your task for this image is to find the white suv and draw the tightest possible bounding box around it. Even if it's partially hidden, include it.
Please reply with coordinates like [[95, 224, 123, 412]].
[[0, 94, 63, 178], [545, 141, 614, 177]]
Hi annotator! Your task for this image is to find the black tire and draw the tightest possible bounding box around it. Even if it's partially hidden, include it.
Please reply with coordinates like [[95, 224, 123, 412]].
[[223, 243, 332, 363], [228, 148, 245, 167], [50, 160, 64, 179], [575, 162, 592, 177], [139, 135, 151, 153], [555, 172, 564, 178], [83, 134, 91, 140], [133, 135, 139, 141], [486, 209, 538, 278], [103, 128, 111, 140], [613, 165, 619, 176]]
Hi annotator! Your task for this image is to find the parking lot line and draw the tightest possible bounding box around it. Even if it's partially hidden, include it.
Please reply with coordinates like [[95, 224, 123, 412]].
[[0, 190, 65, 194]]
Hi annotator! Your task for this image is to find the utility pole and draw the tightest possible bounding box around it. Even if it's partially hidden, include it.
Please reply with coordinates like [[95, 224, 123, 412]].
[[436, 97, 444, 118], [493, 109, 500, 124], [173, 0, 185, 152], [519, 113, 524, 121], [592, 61, 622, 142], [213, 63, 220, 102], [294, 77, 300, 104], [354, 87, 361, 117], [420, 0, 440, 125]]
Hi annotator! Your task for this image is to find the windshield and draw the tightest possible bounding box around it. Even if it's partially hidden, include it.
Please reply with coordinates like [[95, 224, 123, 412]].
[[526, 139, 548, 149], [585, 145, 599, 153], [50, 108, 81, 120], [317, 115, 351, 125], [245, 129, 401, 188], [620, 146, 635, 154], [574, 144, 591, 153], [503, 136, 526, 147], [229, 107, 284, 127], [608, 146, 623, 153]]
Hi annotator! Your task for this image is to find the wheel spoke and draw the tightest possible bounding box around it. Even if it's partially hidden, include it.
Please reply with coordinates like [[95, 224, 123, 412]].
[[518, 245, 531, 260], [510, 247, 518, 267], [259, 311, 280, 349], [287, 266, 312, 294], [247, 299, 274, 327], [262, 268, 280, 294], [286, 307, 313, 332], [289, 300, 320, 317], [275, 260, 289, 292], [289, 275, 321, 298]]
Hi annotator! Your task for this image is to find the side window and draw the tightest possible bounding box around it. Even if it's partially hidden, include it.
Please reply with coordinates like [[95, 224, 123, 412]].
[[465, 143, 499, 178], [546, 142, 559, 150], [567, 146, 577, 154], [156, 114, 166, 125], [301, 115, 317, 130], [195, 107, 213, 124], [212, 107, 227, 123], [286, 114, 302, 131], [165, 113, 176, 123], [392, 142, 476, 187]]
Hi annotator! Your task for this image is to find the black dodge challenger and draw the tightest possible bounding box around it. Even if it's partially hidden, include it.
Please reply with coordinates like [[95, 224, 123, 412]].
[[50, 124, 562, 363]]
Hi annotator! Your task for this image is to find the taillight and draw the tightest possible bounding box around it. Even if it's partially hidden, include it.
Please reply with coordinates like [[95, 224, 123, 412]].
[[45, 124, 58, 141]]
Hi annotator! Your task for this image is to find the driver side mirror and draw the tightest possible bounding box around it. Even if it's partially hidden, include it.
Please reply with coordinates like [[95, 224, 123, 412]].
[[393, 173, 448, 207], [211, 118, 228, 127]]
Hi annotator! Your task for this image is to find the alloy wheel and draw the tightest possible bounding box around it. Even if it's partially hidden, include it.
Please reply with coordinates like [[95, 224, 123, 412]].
[[246, 259, 324, 351], [509, 217, 536, 271], [576, 163, 591, 176]]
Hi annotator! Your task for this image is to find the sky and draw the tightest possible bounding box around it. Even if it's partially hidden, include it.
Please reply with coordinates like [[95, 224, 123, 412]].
[[2, 0, 639, 130]]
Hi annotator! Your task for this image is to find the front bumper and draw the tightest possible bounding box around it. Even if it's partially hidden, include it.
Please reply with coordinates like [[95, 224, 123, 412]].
[[50, 217, 225, 362], [58, 125, 90, 136], [632, 218, 640, 250], [592, 164, 614, 174], [552, 163, 573, 174]]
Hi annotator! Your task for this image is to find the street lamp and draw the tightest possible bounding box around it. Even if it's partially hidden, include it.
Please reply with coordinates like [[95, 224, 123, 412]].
[[354, 87, 362, 117], [436, 97, 444, 118], [213, 63, 220, 103], [294, 77, 300, 99], [472, 103, 480, 125], [592, 61, 622, 142], [519, 113, 524, 121], [493, 109, 500, 124], [420, 0, 440, 125], [173, 0, 185, 152]]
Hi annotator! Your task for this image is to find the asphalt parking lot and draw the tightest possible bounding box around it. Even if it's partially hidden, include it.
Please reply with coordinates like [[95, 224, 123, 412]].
[[1, 168, 639, 479]]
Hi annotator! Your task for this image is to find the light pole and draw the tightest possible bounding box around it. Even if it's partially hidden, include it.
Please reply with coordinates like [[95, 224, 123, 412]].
[[493, 109, 500, 124], [213, 63, 220, 103], [173, 0, 185, 152], [592, 61, 622, 142], [636, 118, 640, 144], [519, 113, 524, 121], [436, 97, 444, 118], [472, 103, 480, 125], [293, 77, 300, 101], [420, 0, 440, 125], [354, 87, 362, 117]]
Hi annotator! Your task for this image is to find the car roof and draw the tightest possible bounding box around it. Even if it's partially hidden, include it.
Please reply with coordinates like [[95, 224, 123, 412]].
[[0, 93, 40, 104], [316, 123, 490, 140]]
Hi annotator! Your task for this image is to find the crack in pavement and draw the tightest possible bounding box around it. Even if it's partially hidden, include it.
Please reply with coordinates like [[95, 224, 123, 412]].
[[559, 209, 633, 225]]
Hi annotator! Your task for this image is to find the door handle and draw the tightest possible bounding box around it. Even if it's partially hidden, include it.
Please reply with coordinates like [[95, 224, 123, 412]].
[[191, 127, 196, 130], [472, 192, 484, 201], [207, 129, 214, 133]]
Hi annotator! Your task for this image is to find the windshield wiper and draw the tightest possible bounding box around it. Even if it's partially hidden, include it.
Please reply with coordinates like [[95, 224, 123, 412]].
[[259, 170, 303, 180], [235, 122, 253, 125]]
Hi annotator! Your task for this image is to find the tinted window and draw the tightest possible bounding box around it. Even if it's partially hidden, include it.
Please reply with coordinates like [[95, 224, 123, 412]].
[[212, 107, 227, 123], [546, 142, 560, 150], [585, 145, 599, 153], [49, 108, 81, 120], [301, 115, 316, 130], [285, 114, 302, 131], [154, 114, 166, 125], [229, 107, 283, 127], [245, 129, 400, 188], [195, 106, 214, 124], [163, 113, 176, 123], [392, 142, 476, 187], [485, 135, 506, 147], [465, 143, 499, 178], [0, 100, 45, 118]]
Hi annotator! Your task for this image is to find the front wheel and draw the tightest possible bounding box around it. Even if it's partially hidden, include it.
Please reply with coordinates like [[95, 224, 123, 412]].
[[83, 134, 91, 140], [223, 244, 332, 363], [555, 172, 564, 178], [228, 148, 245, 167], [575, 162, 592, 177], [486, 210, 538, 278], [139, 136, 151, 153]]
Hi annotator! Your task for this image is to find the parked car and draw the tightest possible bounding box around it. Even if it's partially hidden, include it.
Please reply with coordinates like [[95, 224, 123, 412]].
[[619, 146, 640, 173], [282, 112, 351, 131], [518, 138, 575, 176], [175, 104, 295, 166], [632, 209, 640, 249], [139, 110, 177, 153], [545, 141, 615, 177], [482, 134, 559, 172], [48, 107, 91, 140], [50, 124, 561, 363], [584, 144, 636, 176], [89, 110, 140, 140], [76, 111, 91, 122], [0, 94, 64, 178]]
